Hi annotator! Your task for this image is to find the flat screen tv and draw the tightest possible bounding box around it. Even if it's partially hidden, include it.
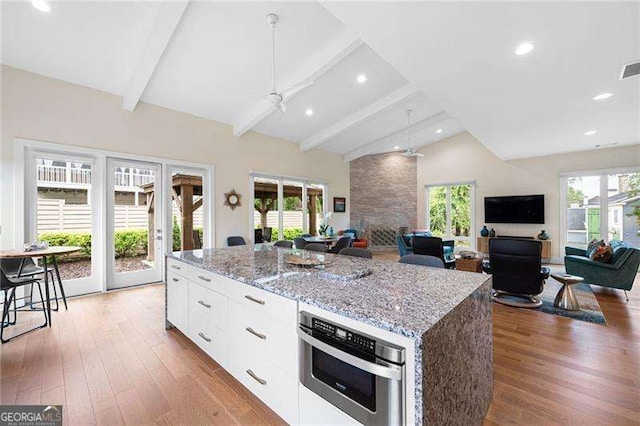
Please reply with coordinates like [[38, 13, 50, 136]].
[[484, 195, 545, 224]]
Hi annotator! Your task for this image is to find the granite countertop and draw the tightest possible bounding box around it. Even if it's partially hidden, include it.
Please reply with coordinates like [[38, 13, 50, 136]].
[[168, 245, 491, 339]]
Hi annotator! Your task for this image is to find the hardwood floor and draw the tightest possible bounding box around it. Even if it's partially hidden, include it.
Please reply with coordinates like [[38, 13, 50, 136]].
[[1, 257, 638, 425]]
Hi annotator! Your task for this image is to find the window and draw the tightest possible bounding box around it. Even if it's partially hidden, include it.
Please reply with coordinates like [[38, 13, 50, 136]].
[[251, 174, 326, 241], [561, 170, 640, 249], [425, 183, 475, 249]]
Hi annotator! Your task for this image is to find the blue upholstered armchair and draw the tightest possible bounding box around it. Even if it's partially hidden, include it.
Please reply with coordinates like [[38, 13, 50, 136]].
[[564, 240, 639, 301], [397, 235, 413, 257]]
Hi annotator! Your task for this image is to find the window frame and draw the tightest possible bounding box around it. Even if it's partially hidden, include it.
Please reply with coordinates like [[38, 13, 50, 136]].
[[560, 166, 640, 250], [249, 172, 328, 240], [424, 181, 476, 251]]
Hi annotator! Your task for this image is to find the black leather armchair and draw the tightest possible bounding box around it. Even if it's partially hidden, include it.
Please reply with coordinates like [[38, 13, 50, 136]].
[[482, 238, 550, 308]]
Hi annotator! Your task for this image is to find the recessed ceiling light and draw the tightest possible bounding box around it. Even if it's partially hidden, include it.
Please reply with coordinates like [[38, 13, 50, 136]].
[[305, 108, 313, 116], [436, 129, 443, 134], [394, 146, 400, 150], [515, 42, 534, 56], [357, 74, 367, 84], [584, 130, 597, 136], [592, 92, 613, 101], [31, 0, 51, 12]]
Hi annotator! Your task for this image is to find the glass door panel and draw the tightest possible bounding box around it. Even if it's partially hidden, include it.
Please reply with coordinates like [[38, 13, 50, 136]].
[[608, 173, 640, 245], [170, 172, 205, 251], [450, 184, 472, 248], [427, 186, 447, 238], [307, 183, 324, 237], [282, 180, 304, 241], [107, 159, 162, 289], [253, 177, 279, 243], [565, 176, 601, 249], [34, 156, 98, 296]]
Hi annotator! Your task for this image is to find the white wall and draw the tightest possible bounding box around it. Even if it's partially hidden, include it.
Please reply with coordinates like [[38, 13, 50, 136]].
[[0, 66, 350, 248], [417, 132, 640, 260]]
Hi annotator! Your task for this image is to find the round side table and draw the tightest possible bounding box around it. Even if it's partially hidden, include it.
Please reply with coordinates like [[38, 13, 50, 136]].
[[551, 273, 584, 311]]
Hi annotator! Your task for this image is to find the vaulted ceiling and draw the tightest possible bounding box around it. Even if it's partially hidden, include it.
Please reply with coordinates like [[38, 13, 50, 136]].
[[2, 1, 638, 161]]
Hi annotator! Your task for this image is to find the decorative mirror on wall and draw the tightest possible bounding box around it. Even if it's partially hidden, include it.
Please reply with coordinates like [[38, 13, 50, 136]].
[[224, 189, 242, 210]]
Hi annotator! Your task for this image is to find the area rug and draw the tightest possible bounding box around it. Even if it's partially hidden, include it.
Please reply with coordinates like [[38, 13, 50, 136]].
[[498, 279, 607, 325]]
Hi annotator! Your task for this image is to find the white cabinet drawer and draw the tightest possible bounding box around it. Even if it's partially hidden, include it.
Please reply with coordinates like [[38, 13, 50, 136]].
[[227, 282, 297, 325], [228, 300, 297, 377], [298, 385, 361, 425], [228, 346, 298, 425], [166, 272, 188, 333], [189, 282, 227, 331], [186, 267, 233, 294], [189, 308, 228, 369], [166, 258, 189, 277]]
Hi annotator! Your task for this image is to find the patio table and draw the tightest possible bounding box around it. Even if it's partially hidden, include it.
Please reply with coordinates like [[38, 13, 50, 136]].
[[0, 246, 82, 327]]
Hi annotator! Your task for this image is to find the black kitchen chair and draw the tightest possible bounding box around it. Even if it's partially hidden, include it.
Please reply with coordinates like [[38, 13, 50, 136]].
[[412, 236, 455, 269], [1, 268, 48, 343], [294, 237, 308, 250], [273, 240, 293, 248], [304, 243, 328, 253], [0, 257, 67, 311], [262, 227, 273, 243], [227, 236, 247, 247], [338, 248, 373, 259], [329, 236, 352, 254], [399, 254, 445, 268]]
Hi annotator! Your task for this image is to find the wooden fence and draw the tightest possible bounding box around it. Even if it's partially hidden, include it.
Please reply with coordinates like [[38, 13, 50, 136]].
[[37, 199, 203, 233], [253, 211, 322, 229]]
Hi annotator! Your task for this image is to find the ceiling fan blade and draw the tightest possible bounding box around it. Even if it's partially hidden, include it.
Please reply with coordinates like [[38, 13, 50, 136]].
[[280, 80, 314, 98]]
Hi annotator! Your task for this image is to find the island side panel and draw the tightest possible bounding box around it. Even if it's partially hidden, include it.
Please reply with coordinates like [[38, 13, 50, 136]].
[[421, 279, 493, 425]]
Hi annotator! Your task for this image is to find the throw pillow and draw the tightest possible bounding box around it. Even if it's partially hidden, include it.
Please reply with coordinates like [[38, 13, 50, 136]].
[[590, 244, 614, 263], [586, 239, 605, 258]]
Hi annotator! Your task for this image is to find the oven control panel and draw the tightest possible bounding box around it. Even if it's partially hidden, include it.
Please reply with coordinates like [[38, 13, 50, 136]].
[[312, 318, 375, 354]]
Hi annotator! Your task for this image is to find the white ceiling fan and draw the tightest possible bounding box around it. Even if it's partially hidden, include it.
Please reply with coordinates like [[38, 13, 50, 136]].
[[260, 14, 314, 113], [401, 109, 424, 158]]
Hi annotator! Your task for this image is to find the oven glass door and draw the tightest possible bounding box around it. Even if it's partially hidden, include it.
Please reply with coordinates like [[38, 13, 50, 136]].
[[312, 347, 377, 412]]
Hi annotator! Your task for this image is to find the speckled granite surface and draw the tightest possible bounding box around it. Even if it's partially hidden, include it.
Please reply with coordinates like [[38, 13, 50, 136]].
[[167, 245, 493, 424]]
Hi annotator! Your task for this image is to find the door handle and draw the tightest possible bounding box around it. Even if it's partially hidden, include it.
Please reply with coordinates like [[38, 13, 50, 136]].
[[198, 300, 211, 309], [198, 275, 211, 282], [172, 278, 179, 282], [245, 327, 266, 340], [198, 332, 211, 342], [244, 295, 265, 305], [246, 369, 267, 386], [170, 265, 181, 270]]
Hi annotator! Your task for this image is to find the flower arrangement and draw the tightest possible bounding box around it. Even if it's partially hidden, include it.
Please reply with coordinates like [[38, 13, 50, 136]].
[[318, 212, 332, 236]]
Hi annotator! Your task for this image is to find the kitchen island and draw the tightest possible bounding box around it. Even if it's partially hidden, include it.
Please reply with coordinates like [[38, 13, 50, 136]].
[[166, 245, 492, 425]]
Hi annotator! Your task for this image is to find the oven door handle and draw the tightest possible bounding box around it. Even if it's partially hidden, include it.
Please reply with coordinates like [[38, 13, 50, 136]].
[[298, 328, 403, 381]]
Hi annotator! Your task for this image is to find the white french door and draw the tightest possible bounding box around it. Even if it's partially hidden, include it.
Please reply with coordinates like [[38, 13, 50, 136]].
[[24, 149, 103, 296], [106, 158, 163, 289]]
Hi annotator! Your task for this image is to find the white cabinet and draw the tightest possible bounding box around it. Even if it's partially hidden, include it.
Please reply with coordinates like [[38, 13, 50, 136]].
[[188, 281, 228, 368], [299, 385, 361, 425], [166, 271, 188, 333]]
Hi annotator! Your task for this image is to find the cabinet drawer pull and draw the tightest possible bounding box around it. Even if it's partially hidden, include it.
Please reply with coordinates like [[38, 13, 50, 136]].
[[197, 275, 211, 282], [198, 300, 211, 309], [172, 278, 179, 282], [244, 295, 265, 305], [246, 369, 266, 386], [198, 332, 211, 342], [170, 265, 181, 270], [245, 327, 266, 340]]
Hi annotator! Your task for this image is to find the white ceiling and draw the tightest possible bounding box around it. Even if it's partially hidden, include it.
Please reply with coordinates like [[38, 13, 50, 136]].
[[2, 1, 637, 161], [322, 1, 640, 160]]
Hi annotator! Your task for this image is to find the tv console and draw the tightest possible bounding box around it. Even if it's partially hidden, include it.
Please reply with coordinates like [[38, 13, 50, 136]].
[[477, 236, 551, 259]]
